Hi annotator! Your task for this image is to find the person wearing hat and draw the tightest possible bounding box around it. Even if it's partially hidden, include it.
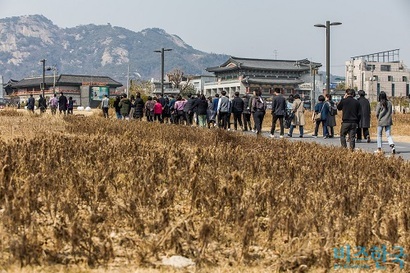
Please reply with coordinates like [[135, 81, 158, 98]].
[[356, 90, 371, 143]]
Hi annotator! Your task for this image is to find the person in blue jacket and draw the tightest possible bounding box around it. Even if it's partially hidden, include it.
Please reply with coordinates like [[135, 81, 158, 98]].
[[312, 95, 329, 138]]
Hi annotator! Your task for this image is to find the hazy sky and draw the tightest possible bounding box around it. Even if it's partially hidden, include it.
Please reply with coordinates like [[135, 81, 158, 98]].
[[1, 0, 409, 76]]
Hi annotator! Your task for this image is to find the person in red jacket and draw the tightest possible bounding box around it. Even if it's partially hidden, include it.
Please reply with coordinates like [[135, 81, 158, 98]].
[[153, 97, 163, 123]]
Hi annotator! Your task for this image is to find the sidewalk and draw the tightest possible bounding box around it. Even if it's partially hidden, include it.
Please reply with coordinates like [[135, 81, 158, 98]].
[[260, 131, 410, 161]]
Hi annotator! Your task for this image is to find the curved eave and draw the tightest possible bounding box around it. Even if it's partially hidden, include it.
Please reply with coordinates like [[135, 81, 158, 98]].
[[240, 65, 310, 72], [206, 66, 238, 73]]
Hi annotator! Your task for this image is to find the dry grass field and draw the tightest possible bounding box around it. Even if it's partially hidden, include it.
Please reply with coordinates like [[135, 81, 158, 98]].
[[0, 108, 409, 273]]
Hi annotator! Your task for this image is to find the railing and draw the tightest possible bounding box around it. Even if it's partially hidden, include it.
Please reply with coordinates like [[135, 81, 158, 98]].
[[204, 80, 240, 86]]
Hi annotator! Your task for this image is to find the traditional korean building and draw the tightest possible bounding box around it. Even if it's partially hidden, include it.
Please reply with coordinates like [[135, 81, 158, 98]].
[[9, 74, 122, 107], [205, 56, 322, 98]]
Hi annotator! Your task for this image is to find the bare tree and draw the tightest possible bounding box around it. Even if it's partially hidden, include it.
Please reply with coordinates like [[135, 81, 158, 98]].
[[129, 79, 151, 96], [167, 69, 195, 96]]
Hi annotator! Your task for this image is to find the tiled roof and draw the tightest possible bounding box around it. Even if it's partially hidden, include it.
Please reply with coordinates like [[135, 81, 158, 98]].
[[11, 74, 123, 88], [207, 56, 322, 72], [11, 76, 55, 88], [58, 74, 122, 86]]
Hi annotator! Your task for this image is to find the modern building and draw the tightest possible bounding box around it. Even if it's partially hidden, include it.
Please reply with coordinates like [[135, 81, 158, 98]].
[[151, 75, 217, 96], [151, 81, 180, 96], [345, 49, 410, 102], [9, 74, 122, 107], [205, 57, 322, 99], [190, 75, 216, 94]]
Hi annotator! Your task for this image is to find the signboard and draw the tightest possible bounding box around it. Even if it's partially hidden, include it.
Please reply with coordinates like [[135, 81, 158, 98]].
[[298, 83, 312, 90], [91, 86, 109, 101]]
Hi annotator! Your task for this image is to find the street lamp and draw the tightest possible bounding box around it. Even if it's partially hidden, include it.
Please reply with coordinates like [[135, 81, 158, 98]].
[[294, 59, 319, 111], [154, 48, 172, 96], [314, 21, 342, 95], [40, 59, 46, 97], [125, 65, 141, 97], [46, 65, 57, 94]]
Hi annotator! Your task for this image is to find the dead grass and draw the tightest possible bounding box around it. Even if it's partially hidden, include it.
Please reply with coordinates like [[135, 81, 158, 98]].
[[0, 110, 409, 272]]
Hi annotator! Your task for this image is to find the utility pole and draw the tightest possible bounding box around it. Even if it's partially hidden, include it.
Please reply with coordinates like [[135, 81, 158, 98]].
[[40, 59, 46, 97]]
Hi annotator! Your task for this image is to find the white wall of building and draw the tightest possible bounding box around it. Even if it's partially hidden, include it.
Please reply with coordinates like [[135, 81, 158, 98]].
[[188, 75, 216, 94], [204, 79, 243, 98], [346, 59, 410, 102]]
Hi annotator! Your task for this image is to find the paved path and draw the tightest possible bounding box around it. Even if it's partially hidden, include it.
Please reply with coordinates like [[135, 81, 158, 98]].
[[258, 132, 410, 161]]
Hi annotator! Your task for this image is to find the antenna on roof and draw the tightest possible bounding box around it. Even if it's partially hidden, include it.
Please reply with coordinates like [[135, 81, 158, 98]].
[[273, 50, 278, 60]]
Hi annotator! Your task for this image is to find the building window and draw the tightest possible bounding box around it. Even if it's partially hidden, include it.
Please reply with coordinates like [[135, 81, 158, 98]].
[[366, 64, 375, 71], [373, 75, 379, 81], [381, 65, 391, 72], [388, 76, 393, 82], [392, 83, 395, 97], [354, 76, 357, 80], [403, 76, 408, 82], [407, 84, 409, 97]]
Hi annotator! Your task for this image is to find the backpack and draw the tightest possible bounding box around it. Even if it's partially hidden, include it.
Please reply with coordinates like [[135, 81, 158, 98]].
[[328, 102, 337, 116], [254, 97, 266, 111]]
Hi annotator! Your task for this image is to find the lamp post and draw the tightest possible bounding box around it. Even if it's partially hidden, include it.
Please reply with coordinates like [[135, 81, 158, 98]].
[[46, 65, 57, 94], [294, 59, 318, 111], [154, 48, 172, 96], [40, 59, 46, 97], [314, 21, 342, 95], [311, 66, 318, 111]]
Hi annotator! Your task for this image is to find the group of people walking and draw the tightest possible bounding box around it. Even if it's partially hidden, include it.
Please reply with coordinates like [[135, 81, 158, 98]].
[[26, 92, 74, 115], [336, 89, 395, 153], [104, 87, 396, 154], [107, 91, 257, 131]]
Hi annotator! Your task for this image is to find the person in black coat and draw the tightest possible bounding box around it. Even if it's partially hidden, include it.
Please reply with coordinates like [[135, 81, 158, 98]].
[[231, 91, 244, 130], [134, 92, 145, 120], [337, 89, 362, 150], [242, 95, 252, 131], [191, 94, 208, 127], [27, 94, 35, 112], [58, 92, 68, 115], [356, 90, 371, 142], [183, 94, 196, 126], [270, 88, 287, 138], [38, 94, 47, 113], [113, 96, 122, 119]]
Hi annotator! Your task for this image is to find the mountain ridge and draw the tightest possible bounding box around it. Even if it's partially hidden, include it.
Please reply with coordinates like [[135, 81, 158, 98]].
[[0, 15, 228, 83]]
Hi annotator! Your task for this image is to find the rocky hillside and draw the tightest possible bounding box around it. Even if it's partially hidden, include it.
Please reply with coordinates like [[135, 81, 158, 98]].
[[0, 15, 228, 82]]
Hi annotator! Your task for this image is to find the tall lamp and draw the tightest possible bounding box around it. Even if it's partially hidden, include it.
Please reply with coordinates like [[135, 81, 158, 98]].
[[314, 21, 342, 95], [154, 48, 172, 96]]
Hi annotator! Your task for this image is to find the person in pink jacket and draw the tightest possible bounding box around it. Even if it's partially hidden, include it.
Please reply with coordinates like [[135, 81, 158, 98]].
[[153, 97, 163, 123]]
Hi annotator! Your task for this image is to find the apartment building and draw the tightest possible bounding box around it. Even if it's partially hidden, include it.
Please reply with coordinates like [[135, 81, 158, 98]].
[[345, 49, 410, 102]]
